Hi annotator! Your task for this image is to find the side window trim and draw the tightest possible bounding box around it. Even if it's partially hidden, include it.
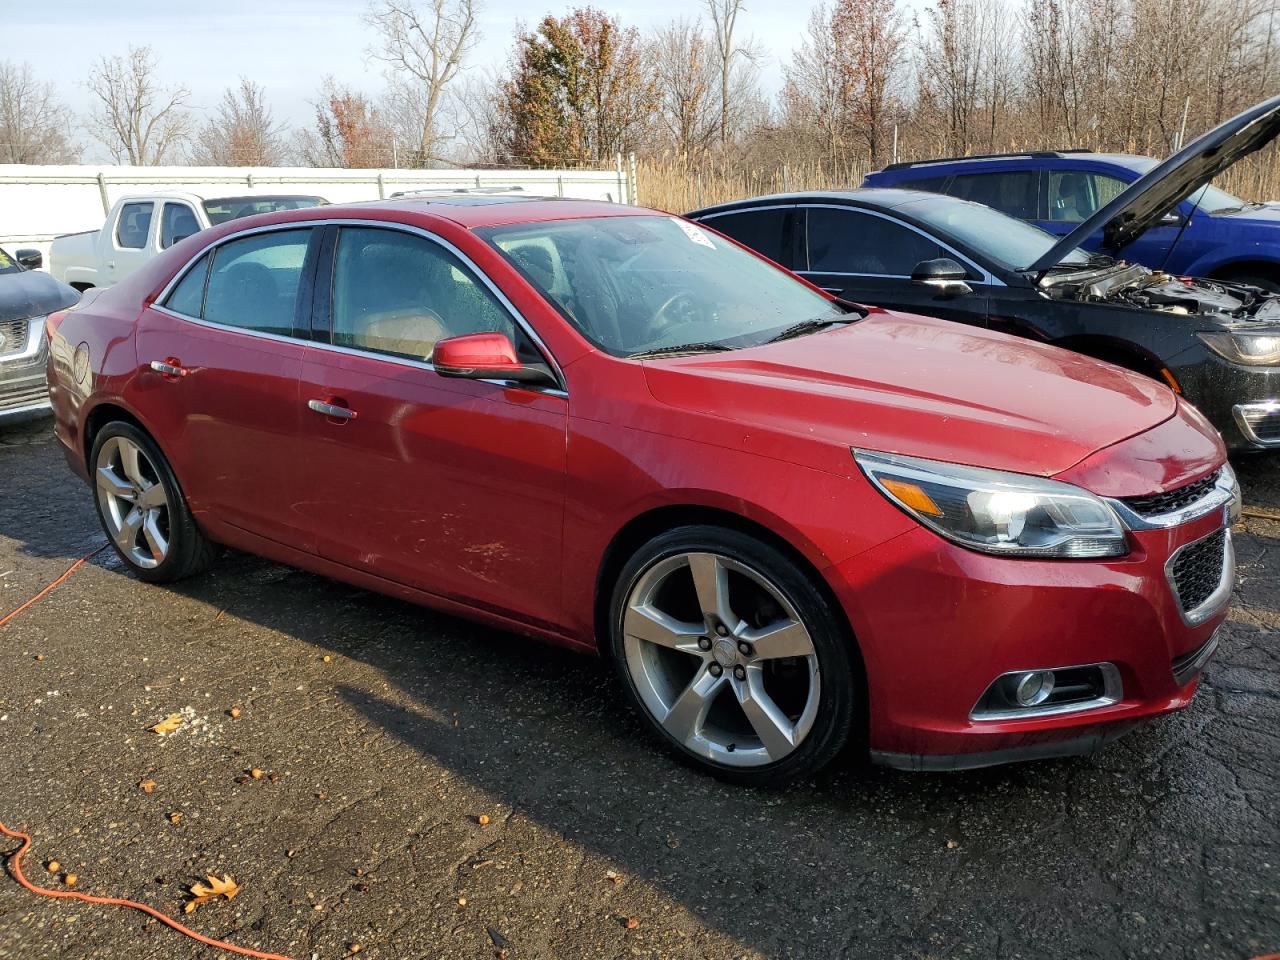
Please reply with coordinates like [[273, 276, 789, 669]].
[[797, 204, 1001, 286]]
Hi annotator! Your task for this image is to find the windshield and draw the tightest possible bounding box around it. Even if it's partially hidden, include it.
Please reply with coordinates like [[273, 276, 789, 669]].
[[478, 215, 850, 357], [0, 247, 20, 275], [896, 195, 1092, 270], [202, 196, 326, 225], [1118, 157, 1246, 213]]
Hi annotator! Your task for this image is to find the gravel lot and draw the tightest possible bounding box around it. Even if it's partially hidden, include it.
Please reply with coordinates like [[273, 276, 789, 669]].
[[0, 414, 1277, 960]]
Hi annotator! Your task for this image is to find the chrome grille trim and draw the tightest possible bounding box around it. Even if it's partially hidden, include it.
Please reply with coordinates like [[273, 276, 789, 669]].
[[1165, 527, 1235, 627], [1233, 400, 1280, 447], [1106, 464, 1241, 531]]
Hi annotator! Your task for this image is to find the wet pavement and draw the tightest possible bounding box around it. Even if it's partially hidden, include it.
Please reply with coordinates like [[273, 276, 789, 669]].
[[0, 414, 1277, 960]]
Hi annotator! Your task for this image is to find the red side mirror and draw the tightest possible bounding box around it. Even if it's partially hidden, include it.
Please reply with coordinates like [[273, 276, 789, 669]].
[[431, 332, 555, 386]]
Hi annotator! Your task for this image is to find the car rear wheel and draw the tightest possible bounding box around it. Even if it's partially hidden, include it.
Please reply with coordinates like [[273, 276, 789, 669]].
[[608, 526, 858, 786], [90, 422, 218, 583]]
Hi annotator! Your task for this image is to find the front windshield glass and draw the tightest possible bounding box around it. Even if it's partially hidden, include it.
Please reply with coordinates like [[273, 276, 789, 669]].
[[202, 196, 326, 225], [478, 215, 849, 357], [0, 247, 20, 275], [1120, 157, 1246, 213], [897, 195, 1092, 270]]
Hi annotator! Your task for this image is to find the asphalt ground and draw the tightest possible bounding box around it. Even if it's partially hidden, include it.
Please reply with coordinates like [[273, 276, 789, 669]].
[[0, 414, 1277, 960]]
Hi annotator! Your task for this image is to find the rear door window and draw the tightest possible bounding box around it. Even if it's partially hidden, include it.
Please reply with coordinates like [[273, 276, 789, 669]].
[[203, 229, 314, 336], [701, 208, 794, 267], [804, 207, 946, 275], [115, 202, 155, 249], [946, 171, 1039, 219], [164, 253, 212, 317]]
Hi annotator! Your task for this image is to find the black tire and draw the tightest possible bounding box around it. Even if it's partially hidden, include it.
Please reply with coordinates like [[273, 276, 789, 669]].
[[89, 421, 219, 583], [607, 525, 860, 787]]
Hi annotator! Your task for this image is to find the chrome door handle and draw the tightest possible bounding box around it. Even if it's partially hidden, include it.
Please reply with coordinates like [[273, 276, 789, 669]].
[[149, 359, 188, 377], [307, 399, 357, 420]]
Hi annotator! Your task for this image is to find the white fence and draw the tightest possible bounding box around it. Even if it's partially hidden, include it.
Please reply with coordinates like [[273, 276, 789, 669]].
[[0, 164, 633, 262]]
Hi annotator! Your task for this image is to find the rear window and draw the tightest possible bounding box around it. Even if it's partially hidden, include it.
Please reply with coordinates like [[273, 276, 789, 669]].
[[202, 196, 325, 225], [946, 171, 1039, 220]]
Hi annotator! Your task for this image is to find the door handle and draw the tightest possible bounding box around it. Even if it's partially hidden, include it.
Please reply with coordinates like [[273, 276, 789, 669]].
[[149, 359, 188, 378], [307, 399, 357, 420]]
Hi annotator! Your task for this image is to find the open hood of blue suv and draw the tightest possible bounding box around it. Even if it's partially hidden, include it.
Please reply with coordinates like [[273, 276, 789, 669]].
[[1028, 95, 1280, 274]]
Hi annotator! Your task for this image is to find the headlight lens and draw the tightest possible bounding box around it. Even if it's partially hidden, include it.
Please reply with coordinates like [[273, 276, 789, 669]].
[[1198, 330, 1280, 365], [855, 450, 1128, 558]]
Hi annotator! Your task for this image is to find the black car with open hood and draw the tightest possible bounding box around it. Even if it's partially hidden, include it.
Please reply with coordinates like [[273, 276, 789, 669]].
[[0, 246, 79, 420], [687, 97, 1280, 450]]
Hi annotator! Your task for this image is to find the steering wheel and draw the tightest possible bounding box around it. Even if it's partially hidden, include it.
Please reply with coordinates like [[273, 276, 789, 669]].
[[647, 290, 708, 340]]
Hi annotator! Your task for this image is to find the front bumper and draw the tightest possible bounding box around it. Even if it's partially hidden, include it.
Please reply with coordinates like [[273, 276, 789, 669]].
[[0, 315, 50, 420], [830, 502, 1231, 769], [1171, 351, 1280, 450]]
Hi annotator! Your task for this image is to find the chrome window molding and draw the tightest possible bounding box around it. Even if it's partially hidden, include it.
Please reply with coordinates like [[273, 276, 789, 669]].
[[1106, 467, 1242, 531], [1165, 527, 1236, 628], [153, 217, 568, 394], [969, 662, 1123, 722], [793, 203, 1004, 287], [0, 315, 47, 364], [1233, 399, 1280, 447]]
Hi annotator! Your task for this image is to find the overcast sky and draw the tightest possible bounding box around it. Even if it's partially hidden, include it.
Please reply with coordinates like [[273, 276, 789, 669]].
[[2, 0, 828, 161]]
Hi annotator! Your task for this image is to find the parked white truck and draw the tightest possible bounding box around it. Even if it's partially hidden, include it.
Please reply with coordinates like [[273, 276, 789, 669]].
[[48, 192, 326, 290]]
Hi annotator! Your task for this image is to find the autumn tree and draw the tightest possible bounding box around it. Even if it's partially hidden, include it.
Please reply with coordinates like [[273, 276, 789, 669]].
[[190, 78, 287, 166], [86, 45, 191, 164], [295, 78, 395, 167], [831, 0, 906, 164], [650, 19, 719, 156], [781, 4, 847, 160], [0, 61, 77, 163], [497, 8, 658, 165], [367, 0, 479, 165]]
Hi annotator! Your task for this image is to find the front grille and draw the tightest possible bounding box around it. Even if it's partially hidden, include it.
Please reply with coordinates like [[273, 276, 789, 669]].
[[1171, 528, 1227, 613], [1121, 470, 1219, 517], [0, 318, 28, 357], [0, 383, 49, 412], [1238, 405, 1280, 444]]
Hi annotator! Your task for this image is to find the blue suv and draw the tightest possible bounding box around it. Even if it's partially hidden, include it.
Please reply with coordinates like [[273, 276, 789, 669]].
[[863, 151, 1280, 290]]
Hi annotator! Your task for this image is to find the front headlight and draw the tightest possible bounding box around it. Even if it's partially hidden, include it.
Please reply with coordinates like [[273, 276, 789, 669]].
[[1198, 330, 1280, 365], [855, 450, 1128, 558]]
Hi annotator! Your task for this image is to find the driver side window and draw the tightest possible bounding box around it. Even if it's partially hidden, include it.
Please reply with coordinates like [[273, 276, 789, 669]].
[[330, 227, 517, 362]]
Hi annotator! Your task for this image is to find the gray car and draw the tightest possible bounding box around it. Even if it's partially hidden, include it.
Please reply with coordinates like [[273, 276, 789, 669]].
[[0, 246, 79, 420]]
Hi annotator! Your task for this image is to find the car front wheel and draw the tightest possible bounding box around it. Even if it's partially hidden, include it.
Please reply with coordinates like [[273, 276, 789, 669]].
[[90, 421, 218, 583], [608, 526, 859, 786]]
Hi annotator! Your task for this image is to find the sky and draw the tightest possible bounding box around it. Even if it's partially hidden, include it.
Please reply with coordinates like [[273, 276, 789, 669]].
[[1, 0, 822, 161]]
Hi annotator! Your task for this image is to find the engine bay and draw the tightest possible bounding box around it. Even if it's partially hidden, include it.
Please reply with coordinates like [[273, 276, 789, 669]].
[[1041, 262, 1280, 321]]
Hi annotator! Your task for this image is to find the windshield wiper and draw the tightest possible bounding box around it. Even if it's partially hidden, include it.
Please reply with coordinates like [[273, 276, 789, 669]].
[[762, 317, 857, 344], [627, 342, 736, 359]]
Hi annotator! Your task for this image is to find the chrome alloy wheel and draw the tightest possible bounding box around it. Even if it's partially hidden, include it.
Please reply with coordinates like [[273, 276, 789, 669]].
[[95, 436, 171, 569], [622, 552, 820, 767]]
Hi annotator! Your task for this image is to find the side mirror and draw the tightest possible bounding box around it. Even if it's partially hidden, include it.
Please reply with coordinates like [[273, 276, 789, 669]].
[[15, 248, 42, 270], [432, 332, 557, 387], [911, 258, 971, 297]]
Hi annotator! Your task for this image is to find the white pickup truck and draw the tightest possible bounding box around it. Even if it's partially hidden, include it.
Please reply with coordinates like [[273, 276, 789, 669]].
[[48, 191, 326, 290]]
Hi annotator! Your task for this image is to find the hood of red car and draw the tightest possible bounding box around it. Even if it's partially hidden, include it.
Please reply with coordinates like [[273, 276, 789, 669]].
[[642, 310, 1178, 478]]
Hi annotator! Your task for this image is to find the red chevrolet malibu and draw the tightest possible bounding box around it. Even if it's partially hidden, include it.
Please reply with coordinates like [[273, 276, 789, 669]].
[[46, 197, 1239, 785]]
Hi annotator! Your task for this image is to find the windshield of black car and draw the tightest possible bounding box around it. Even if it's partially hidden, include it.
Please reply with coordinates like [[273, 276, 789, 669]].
[[1118, 157, 1246, 213], [202, 196, 325, 225], [895, 195, 1092, 270], [478, 215, 850, 357], [0, 247, 19, 274]]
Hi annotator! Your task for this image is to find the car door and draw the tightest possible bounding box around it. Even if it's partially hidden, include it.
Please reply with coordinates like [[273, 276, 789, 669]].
[[796, 205, 993, 326], [108, 201, 159, 285], [294, 224, 568, 630], [134, 226, 320, 548], [695, 205, 800, 269], [1039, 166, 1183, 270]]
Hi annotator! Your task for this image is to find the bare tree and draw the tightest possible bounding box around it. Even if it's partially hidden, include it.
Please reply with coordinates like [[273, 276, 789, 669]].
[[782, 4, 848, 160], [366, 0, 479, 166], [650, 19, 719, 156], [704, 0, 762, 147], [832, 0, 907, 164], [190, 78, 287, 166], [0, 61, 78, 163], [85, 45, 191, 164]]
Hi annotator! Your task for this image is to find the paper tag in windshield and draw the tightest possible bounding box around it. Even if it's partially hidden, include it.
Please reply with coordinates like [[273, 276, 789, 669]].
[[672, 217, 715, 249]]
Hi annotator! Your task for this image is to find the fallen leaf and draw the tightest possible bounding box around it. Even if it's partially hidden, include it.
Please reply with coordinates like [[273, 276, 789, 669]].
[[346, 944, 362, 956], [34, 654, 45, 662], [322, 655, 332, 663], [139, 779, 157, 794], [624, 916, 639, 930], [605, 870, 622, 885], [45, 860, 60, 874], [168, 812, 183, 825], [150, 714, 183, 735], [184, 873, 240, 913], [250, 769, 263, 780], [457, 896, 467, 907], [268, 772, 280, 783], [477, 814, 490, 826], [63, 873, 77, 887], [228, 707, 241, 719], [946, 839, 959, 850]]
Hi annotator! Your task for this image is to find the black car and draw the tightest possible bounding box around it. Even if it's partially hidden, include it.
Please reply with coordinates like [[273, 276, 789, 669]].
[[688, 97, 1280, 450], [0, 245, 79, 421]]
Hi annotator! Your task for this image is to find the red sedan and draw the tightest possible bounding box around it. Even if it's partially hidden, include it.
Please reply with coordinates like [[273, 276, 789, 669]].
[[45, 197, 1239, 785]]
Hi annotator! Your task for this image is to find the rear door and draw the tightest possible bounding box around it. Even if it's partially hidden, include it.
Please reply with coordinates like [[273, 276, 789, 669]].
[[293, 224, 568, 630], [796, 205, 994, 326], [134, 226, 321, 548]]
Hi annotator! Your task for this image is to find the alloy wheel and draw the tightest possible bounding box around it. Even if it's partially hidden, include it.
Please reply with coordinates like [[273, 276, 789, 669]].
[[95, 436, 171, 569], [621, 551, 821, 767]]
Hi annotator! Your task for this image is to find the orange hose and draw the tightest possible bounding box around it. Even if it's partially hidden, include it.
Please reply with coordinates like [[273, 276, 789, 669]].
[[0, 545, 299, 960]]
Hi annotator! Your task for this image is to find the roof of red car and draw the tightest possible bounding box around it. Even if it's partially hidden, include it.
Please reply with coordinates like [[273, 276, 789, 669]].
[[325, 196, 657, 229]]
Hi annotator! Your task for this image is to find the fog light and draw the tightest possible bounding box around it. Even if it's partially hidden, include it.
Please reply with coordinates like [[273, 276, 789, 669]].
[[1014, 671, 1055, 707]]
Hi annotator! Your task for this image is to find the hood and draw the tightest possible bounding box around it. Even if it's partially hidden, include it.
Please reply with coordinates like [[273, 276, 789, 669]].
[[0, 269, 79, 325], [1029, 94, 1280, 273], [642, 311, 1177, 478]]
